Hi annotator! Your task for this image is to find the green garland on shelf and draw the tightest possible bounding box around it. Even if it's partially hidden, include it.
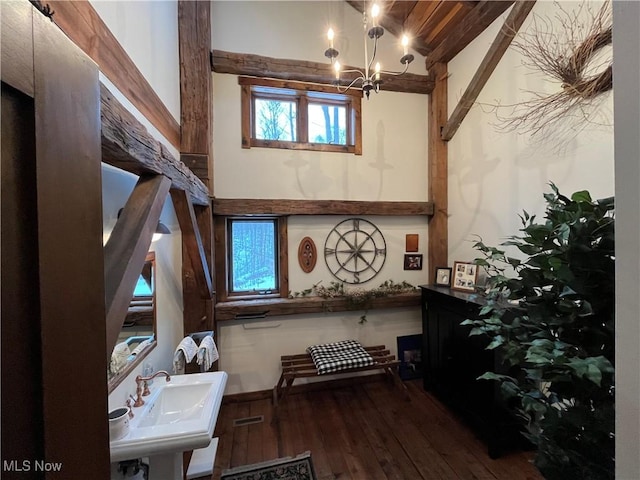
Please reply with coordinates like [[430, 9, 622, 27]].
[[289, 279, 417, 323]]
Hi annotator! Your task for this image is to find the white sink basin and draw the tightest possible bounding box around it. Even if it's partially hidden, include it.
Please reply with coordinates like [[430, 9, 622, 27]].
[[110, 371, 228, 463]]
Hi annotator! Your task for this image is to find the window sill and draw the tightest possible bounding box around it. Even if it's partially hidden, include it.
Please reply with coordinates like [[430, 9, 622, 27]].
[[249, 139, 356, 154], [214, 291, 421, 321]]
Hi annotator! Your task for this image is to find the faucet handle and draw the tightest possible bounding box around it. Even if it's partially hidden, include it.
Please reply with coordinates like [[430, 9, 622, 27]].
[[125, 397, 135, 418]]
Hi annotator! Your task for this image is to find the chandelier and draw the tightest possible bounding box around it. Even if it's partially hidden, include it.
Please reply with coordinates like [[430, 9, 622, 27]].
[[324, 2, 414, 99]]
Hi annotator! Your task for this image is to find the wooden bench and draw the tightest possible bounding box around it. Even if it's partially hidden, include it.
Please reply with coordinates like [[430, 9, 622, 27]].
[[272, 345, 409, 421]]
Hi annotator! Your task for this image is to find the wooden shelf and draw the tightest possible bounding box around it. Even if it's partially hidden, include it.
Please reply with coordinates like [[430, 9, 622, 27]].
[[215, 292, 421, 321]]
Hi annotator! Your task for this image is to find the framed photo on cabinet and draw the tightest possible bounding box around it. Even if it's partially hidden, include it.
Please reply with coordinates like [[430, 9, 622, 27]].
[[434, 267, 452, 287], [451, 261, 478, 292]]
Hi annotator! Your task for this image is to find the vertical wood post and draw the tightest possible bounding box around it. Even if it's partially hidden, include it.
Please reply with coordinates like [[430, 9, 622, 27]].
[[33, 9, 110, 477], [428, 63, 449, 284], [178, 0, 215, 337]]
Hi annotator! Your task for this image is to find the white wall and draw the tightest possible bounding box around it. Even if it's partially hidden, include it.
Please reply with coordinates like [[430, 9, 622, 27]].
[[447, 1, 614, 266], [90, 0, 180, 125], [212, 1, 428, 201], [212, 1, 429, 394], [211, 1, 424, 75]]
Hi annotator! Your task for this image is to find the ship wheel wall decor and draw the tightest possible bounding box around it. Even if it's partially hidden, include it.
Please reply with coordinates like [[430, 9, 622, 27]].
[[324, 218, 386, 284]]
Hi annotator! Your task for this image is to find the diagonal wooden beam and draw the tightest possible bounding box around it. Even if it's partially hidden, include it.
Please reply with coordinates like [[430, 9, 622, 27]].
[[170, 189, 213, 299], [441, 1, 536, 141], [103, 174, 171, 359]]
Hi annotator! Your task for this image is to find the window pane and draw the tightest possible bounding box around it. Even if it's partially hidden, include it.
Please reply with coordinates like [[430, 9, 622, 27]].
[[308, 103, 346, 145], [133, 275, 153, 296], [254, 98, 297, 141], [230, 220, 277, 292]]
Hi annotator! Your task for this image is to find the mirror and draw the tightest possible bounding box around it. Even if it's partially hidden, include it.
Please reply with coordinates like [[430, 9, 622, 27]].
[[108, 252, 157, 392]]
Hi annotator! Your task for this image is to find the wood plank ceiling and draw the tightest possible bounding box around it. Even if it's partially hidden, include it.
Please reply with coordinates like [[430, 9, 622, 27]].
[[346, 1, 515, 69]]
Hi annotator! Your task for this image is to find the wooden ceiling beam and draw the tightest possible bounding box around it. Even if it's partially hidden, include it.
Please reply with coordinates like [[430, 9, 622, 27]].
[[212, 198, 434, 216], [212, 50, 434, 95], [171, 189, 213, 299], [100, 83, 210, 206], [104, 174, 171, 359], [425, 2, 471, 46], [425, 0, 514, 70], [409, 1, 450, 40], [442, 1, 536, 141]]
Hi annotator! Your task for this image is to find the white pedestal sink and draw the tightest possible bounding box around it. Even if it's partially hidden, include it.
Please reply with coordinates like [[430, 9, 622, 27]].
[[110, 371, 227, 479]]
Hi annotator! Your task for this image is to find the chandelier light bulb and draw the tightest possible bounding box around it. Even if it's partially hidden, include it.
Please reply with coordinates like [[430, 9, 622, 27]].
[[323, 4, 412, 98], [371, 4, 380, 26], [371, 4, 380, 19]]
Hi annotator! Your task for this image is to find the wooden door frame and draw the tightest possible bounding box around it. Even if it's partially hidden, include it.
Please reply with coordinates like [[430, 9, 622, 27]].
[[1, 2, 110, 476]]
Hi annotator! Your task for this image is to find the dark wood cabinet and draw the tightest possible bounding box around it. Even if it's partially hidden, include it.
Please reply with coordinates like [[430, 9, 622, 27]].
[[420, 285, 526, 458]]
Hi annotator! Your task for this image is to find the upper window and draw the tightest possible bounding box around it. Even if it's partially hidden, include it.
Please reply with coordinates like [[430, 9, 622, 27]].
[[240, 77, 362, 155]]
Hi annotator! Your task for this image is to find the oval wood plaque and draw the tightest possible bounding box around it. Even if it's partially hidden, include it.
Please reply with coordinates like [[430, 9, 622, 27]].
[[298, 237, 317, 273]]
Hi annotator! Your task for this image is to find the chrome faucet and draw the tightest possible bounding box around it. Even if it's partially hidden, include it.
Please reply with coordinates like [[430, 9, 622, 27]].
[[133, 370, 171, 407]]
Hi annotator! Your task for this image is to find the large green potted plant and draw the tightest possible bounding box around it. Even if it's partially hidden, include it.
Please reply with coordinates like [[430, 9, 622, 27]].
[[464, 184, 615, 479]]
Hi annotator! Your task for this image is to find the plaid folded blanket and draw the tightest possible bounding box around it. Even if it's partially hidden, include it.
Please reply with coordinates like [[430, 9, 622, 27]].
[[307, 340, 374, 375]]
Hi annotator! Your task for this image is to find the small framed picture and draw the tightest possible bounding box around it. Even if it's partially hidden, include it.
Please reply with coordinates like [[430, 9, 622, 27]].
[[405, 234, 419, 252], [451, 261, 478, 292], [404, 254, 423, 270], [434, 267, 452, 287]]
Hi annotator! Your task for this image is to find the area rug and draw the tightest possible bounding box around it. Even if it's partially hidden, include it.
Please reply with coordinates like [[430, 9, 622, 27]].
[[221, 451, 317, 480]]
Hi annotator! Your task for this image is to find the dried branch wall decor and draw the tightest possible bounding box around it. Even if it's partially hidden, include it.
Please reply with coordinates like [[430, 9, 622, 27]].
[[487, 1, 612, 143]]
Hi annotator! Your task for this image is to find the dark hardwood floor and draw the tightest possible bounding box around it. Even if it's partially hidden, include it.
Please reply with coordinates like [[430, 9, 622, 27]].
[[211, 378, 543, 480]]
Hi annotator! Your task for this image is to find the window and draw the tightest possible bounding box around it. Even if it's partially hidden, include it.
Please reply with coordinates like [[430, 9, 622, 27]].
[[215, 216, 288, 301], [240, 77, 362, 155]]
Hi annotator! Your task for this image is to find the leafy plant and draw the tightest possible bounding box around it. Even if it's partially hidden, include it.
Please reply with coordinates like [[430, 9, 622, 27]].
[[463, 184, 615, 479]]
